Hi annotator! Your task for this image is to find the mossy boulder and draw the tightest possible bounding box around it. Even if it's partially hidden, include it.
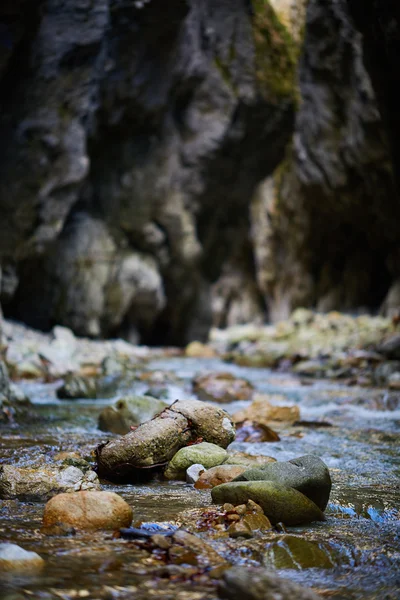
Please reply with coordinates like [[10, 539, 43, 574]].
[[57, 375, 97, 399], [233, 455, 331, 511], [98, 395, 168, 434], [211, 481, 325, 525], [165, 442, 228, 480]]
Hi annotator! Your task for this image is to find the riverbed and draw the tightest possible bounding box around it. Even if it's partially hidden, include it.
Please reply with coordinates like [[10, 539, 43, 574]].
[[1, 356, 400, 599]]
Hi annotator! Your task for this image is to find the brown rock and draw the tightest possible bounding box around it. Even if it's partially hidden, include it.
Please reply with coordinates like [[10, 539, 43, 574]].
[[193, 372, 254, 403], [224, 453, 277, 467], [195, 465, 247, 489], [185, 342, 217, 358], [42, 491, 133, 532], [233, 394, 300, 425]]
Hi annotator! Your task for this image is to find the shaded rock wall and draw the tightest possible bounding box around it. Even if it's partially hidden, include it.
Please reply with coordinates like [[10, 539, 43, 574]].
[[0, 0, 296, 344], [254, 0, 399, 322]]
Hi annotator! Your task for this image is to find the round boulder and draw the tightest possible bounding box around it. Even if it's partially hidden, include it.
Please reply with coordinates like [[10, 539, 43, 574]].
[[42, 491, 133, 532]]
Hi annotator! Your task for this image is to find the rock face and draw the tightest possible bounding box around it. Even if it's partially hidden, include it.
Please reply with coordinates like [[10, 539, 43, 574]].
[[252, 0, 399, 321], [0, 0, 295, 344]]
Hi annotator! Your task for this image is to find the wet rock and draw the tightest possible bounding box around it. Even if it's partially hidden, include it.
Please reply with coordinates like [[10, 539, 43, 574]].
[[374, 361, 400, 385], [42, 491, 133, 532], [195, 465, 247, 489], [219, 566, 320, 600], [0, 543, 45, 572], [57, 374, 97, 399], [165, 443, 228, 480], [120, 523, 177, 539], [377, 335, 400, 360], [388, 373, 400, 390], [185, 342, 217, 358], [233, 455, 331, 511], [169, 529, 226, 568], [186, 464, 206, 484], [224, 453, 277, 468], [98, 395, 168, 435], [235, 421, 280, 443], [264, 535, 336, 569], [227, 500, 272, 538], [232, 394, 300, 425], [0, 360, 32, 423], [0, 464, 100, 501], [193, 372, 254, 403], [95, 400, 235, 481], [211, 481, 325, 525]]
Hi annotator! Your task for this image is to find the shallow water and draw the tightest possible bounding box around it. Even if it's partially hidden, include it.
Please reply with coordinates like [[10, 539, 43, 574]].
[[1, 357, 400, 599]]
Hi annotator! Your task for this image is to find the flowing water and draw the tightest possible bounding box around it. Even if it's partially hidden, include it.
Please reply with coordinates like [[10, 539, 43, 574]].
[[1, 356, 400, 599]]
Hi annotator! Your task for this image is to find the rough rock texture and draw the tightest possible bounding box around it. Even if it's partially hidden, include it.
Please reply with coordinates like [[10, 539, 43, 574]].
[[0, 0, 295, 344], [96, 399, 235, 481], [346, 0, 400, 194], [252, 0, 399, 322], [0, 465, 100, 501]]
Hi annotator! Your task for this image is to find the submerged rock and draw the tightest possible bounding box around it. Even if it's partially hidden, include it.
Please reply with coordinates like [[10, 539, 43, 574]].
[[98, 395, 168, 435], [219, 566, 320, 600], [95, 400, 235, 481], [264, 535, 337, 569], [211, 481, 325, 525], [42, 491, 133, 532], [0, 464, 100, 501], [233, 455, 332, 511], [164, 443, 228, 480], [0, 543, 45, 572], [193, 372, 254, 403]]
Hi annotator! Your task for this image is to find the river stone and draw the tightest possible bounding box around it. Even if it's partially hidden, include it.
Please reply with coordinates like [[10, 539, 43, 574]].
[[165, 443, 228, 480], [264, 535, 336, 570], [195, 465, 247, 489], [219, 566, 321, 600], [0, 543, 45, 572], [57, 374, 97, 399], [211, 481, 325, 525], [98, 395, 168, 434], [224, 453, 277, 467], [186, 463, 206, 484], [233, 455, 331, 511], [193, 372, 254, 403], [0, 465, 100, 501], [42, 491, 133, 532]]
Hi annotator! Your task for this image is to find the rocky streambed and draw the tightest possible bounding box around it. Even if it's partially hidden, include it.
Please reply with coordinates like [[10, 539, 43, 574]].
[[0, 318, 400, 600]]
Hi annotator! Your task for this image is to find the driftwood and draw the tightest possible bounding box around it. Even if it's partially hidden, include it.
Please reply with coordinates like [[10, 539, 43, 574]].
[[95, 399, 235, 481]]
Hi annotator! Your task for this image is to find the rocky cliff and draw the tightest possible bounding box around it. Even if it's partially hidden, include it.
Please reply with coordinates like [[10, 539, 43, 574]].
[[0, 0, 296, 344], [0, 0, 399, 343], [252, 0, 399, 322]]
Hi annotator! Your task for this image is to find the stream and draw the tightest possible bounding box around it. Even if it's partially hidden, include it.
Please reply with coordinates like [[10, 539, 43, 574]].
[[1, 356, 400, 599]]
